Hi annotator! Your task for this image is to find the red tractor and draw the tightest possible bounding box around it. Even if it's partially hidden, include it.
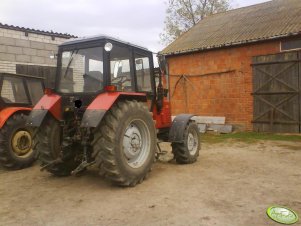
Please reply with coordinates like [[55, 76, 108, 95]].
[[28, 36, 200, 186], [0, 73, 44, 169]]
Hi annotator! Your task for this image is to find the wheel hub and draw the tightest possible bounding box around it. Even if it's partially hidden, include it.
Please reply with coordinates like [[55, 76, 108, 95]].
[[187, 132, 198, 155], [123, 125, 142, 159], [11, 130, 33, 157], [122, 120, 150, 168]]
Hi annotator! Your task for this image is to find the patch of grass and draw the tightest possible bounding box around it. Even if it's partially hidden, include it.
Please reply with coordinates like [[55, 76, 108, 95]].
[[202, 132, 301, 144]]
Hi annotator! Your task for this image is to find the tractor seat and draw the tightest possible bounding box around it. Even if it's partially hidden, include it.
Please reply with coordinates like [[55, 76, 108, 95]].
[[83, 71, 103, 92]]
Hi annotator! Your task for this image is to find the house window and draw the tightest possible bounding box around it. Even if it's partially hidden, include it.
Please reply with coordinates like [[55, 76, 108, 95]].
[[281, 38, 301, 51]]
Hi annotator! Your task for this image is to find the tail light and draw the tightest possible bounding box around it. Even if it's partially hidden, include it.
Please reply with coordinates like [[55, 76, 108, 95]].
[[44, 88, 53, 95], [104, 85, 117, 92]]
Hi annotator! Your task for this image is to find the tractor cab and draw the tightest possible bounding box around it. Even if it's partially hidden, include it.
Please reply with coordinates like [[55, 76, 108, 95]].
[[0, 73, 44, 169], [0, 73, 44, 109], [55, 36, 155, 99]]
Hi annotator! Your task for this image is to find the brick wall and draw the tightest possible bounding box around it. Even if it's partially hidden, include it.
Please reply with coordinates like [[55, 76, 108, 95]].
[[167, 41, 280, 131], [0, 28, 71, 73]]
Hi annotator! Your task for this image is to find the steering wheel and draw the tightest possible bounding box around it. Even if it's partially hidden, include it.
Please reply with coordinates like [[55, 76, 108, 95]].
[[83, 73, 103, 83], [111, 75, 131, 86]]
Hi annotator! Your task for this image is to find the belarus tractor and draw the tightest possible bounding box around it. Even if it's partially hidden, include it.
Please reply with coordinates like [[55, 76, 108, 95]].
[[0, 73, 44, 169], [28, 36, 201, 186]]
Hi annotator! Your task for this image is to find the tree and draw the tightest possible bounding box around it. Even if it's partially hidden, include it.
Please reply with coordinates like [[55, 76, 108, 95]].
[[160, 0, 231, 44]]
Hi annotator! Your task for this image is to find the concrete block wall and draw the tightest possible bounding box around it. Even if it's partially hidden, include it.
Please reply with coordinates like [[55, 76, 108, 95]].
[[167, 41, 281, 131], [0, 28, 71, 73]]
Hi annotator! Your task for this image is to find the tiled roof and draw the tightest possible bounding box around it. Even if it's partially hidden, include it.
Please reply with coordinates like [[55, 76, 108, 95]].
[[0, 23, 77, 39], [161, 0, 301, 56]]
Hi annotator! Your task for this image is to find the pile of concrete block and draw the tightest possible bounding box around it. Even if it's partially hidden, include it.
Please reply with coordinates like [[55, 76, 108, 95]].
[[191, 116, 232, 134], [171, 116, 233, 133]]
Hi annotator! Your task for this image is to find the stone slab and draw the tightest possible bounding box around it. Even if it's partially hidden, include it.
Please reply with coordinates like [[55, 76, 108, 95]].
[[192, 116, 226, 125]]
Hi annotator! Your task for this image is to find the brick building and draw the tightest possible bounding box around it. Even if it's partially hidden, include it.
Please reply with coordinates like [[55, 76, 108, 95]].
[[0, 23, 75, 86], [161, 0, 301, 132]]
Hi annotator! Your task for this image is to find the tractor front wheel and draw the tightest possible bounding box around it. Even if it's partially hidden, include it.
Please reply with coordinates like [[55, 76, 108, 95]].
[[0, 112, 37, 169], [93, 100, 156, 187], [35, 116, 81, 176], [172, 121, 200, 164]]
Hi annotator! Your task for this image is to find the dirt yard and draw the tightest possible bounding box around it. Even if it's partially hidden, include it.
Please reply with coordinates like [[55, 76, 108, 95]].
[[0, 139, 300, 226]]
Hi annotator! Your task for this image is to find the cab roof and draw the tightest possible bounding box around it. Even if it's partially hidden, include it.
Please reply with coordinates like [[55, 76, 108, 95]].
[[60, 35, 150, 52]]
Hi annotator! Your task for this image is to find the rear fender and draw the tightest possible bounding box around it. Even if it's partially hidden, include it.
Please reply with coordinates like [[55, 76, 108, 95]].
[[81, 92, 147, 128], [169, 114, 195, 143], [27, 94, 61, 127], [0, 107, 32, 129]]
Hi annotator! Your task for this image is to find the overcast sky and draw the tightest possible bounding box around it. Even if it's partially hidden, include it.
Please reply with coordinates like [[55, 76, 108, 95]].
[[0, 0, 270, 53]]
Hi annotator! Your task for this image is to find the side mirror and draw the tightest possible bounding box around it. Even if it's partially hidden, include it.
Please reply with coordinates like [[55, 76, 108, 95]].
[[158, 55, 167, 74]]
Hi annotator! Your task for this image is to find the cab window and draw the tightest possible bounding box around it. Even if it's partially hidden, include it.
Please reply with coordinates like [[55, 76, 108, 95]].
[[135, 54, 152, 92], [110, 45, 132, 91], [1, 77, 29, 103]]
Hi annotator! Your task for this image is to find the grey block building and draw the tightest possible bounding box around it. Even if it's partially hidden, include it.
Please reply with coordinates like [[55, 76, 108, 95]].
[[0, 23, 76, 87]]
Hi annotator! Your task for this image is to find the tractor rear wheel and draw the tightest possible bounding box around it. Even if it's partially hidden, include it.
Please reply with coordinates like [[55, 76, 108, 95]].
[[35, 116, 81, 176], [93, 100, 156, 187], [0, 112, 37, 169], [172, 121, 200, 164]]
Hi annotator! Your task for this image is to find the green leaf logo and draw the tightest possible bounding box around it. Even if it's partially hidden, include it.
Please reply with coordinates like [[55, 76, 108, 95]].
[[267, 206, 299, 225]]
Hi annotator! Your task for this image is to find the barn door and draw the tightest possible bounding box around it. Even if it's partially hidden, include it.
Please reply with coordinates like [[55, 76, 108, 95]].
[[252, 51, 300, 133]]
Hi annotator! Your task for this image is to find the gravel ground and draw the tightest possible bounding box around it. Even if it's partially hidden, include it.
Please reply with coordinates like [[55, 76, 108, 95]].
[[0, 140, 300, 226]]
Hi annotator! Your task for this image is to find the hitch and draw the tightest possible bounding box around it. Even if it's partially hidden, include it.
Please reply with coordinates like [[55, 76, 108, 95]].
[[71, 160, 95, 176], [71, 128, 95, 176], [40, 158, 63, 171]]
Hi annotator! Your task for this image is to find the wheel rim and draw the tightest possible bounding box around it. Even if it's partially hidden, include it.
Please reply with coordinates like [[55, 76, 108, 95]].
[[11, 130, 33, 158], [187, 131, 198, 155], [122, 119, 150, 168]]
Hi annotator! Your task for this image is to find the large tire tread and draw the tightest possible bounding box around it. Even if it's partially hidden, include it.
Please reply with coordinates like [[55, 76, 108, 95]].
[[35, 116, 80, 176], [0, 113, 36, 170], [93, 100, 156, 187], [172, 122, 200, 164]]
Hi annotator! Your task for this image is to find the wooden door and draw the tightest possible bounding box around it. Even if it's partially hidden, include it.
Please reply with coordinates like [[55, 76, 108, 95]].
[[252, 51, 300, 133]]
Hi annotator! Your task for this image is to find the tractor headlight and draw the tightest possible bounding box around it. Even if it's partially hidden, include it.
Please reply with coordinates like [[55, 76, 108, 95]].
[[104, 42, 113, 52]]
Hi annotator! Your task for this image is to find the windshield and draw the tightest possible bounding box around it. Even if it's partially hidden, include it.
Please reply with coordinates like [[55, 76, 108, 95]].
[[58, 47, 104, 93]]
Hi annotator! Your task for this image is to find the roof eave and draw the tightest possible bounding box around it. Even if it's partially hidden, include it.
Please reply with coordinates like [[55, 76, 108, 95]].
[[0, 23, 77, 39], [160, 32, 301, 57], [60, 35, 150, 52]]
